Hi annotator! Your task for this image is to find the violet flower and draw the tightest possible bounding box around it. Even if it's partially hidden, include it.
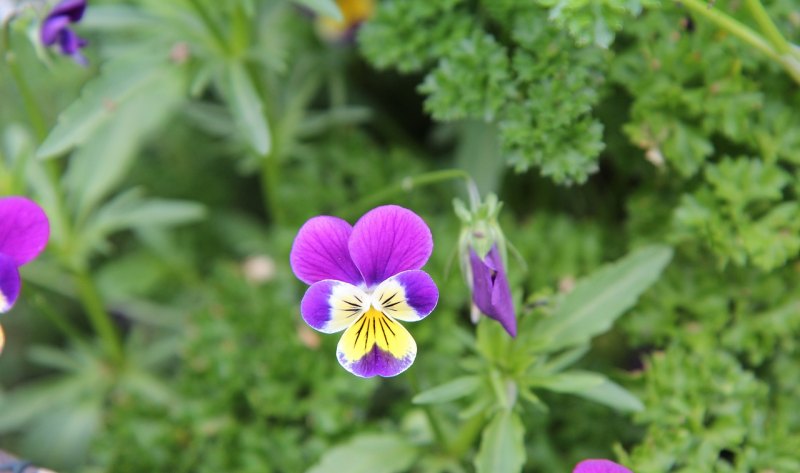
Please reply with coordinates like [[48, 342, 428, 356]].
[[40, 0, 88, 65], [0, 196, 50, 352], [573, 459, 634, 473], [290, 205, 438, 378], [469, 244, 516, 337]]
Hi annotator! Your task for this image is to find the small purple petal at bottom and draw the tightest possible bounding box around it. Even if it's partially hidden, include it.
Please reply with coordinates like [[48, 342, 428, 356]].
[[339, 344, 415, 378], [573, 459, 634, 473]]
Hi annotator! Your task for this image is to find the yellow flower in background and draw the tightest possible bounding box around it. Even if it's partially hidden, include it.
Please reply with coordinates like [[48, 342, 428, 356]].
[[315, 0, 375, 42]]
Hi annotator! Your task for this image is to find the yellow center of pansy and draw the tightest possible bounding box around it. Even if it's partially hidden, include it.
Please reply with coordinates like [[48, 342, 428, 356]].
[[339, 306, 414, 361]]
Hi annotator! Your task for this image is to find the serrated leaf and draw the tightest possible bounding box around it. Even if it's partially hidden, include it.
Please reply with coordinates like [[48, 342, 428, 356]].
[[37, 59, 171, 159], [306, 433, 418, 473], [534, 245, 673, 351], [413, 376, 480, 404], [474, 410, 526, 473], [295, 0, 342, 20], [225, 62, 271, 155]]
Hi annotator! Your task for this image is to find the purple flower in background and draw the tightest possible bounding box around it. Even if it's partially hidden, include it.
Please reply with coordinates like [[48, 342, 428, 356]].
[[0, 197, 50, 353], [469, 244, 516, 337], [40, 0, 88, 65], [290, 205, 438, 378], [573, 459, 634, 473]]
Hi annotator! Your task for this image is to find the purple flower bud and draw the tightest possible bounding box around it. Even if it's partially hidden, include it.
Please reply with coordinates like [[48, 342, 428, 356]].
[[40, 0, 88, 65], [469, 244, 516, 337]]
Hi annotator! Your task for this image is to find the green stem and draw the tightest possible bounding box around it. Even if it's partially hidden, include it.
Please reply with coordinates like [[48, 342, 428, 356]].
[[407, 372, 450, 453], [6, 28, 125, 367], [743, 0, 791, 54], [677, 0, 800, 84], [5, 52, 47, 141], [74, 270, 124, 364], [449, 412, 486, 458], [30, 293, 89, 349], [342, 169, 474, 218], [260, 150, 286, 225], [677, 0, 780, 62]]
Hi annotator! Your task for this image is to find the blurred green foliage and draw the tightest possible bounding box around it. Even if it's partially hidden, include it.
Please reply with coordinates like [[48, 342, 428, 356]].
[[0, 0, 799, 472]]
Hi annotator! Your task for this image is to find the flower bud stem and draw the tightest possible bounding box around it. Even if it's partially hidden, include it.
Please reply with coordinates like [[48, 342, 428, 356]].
[[342, 169, 477, 218]]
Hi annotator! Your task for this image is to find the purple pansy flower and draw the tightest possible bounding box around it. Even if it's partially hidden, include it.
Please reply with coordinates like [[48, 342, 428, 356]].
[[40, 0, 88, 65], [573, 459, 634, 473], [469, 244, 516, 337], [290, 205, 438, 378], [0, 197, 50, 353]]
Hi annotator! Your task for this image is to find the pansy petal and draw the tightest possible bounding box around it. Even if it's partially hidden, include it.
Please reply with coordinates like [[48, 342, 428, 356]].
[[290, 216, 363, 285], [0, 197, 50, 267], [40, 14, 70, 44], [348, 205, 433, 287], [573, 459, 633, 473], [470, 245, 516, 337], [0, 254, 21, 314], [47, 0, 86, 22], [337, 307, 416, 377], [373, 270, 438, 322], [300, 280, 368, 334]]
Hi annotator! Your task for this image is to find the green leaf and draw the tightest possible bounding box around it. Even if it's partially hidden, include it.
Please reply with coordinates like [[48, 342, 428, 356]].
[[413, 376, 481, 404], [225, 62, 272, 155], [64, 65, 185, 221], [576, 378, 644, 412], [474, 410, 526, 473], [87, 193, 205, 234], [37, 59, 172, 159], [534, 245, 673, 351], [541, 344, 590, 372], [530, 370, 643, 412], [76, 189, 205, 262], [306, 433, 418, 473], [295, 0, 342, 20], [530, 370, 605, 393]]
